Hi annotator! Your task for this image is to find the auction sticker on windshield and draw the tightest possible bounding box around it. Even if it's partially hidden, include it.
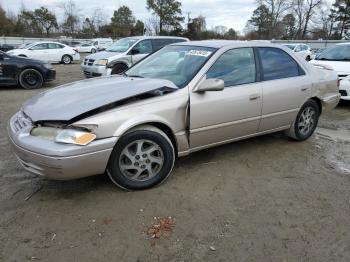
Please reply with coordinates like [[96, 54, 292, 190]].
[[187, 50, 212, 57]]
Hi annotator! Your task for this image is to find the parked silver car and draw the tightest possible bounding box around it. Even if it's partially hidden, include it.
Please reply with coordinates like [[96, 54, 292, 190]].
[[81, 36, 189, 78], [8, 41, 340, 190]]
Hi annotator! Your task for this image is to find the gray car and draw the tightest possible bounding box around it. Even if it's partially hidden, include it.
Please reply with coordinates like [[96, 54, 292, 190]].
[[81, 36, 189, 78], [8, 41, 340, 190]]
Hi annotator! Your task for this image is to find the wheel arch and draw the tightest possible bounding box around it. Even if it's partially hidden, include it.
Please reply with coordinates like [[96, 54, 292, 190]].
[[310, 96, 322, 114], [114, 119, 178, 157]]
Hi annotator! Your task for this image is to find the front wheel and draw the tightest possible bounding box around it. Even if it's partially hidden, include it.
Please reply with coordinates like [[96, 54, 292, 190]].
[[61, 55, 72, 64], [286, 100, 320, 141], [19, 69, 44, 89], [91, 48, 97, 53], [107, 127, 175, 190]]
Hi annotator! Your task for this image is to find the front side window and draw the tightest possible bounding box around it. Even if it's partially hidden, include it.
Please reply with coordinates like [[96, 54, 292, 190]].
[[133, 40, 153, 54], [316, 45, 350, 61], [31, 43, 48, 50], [126, 45, 215, 88], [258, 47, 303, 81], [206, 48, 256, 87]]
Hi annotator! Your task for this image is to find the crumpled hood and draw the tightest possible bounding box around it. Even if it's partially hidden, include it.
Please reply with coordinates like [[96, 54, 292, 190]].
[[22, 76, 178, 122], [310, 60, 350, 75], [85, 51, 123, 61]]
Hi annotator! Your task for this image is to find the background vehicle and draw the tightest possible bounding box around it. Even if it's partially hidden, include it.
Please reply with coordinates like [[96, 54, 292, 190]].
[[0, 51, 55, 89], [6, 41, 80, 64], [310, 43, 350, 100], [0, 44, 15, 52], [310, 48, 326, 60], [76, 43, 97, 53], [283, 43, 313, 61], [81, 36, 189, 78], [91, 38, 113, 51], [9, 41, 339, 190]]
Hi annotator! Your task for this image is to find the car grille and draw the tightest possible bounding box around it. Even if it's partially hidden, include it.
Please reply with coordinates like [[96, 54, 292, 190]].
[[340, 90, 348, 97], [11, 111, 32, 133], [83, 58, 95, 66]]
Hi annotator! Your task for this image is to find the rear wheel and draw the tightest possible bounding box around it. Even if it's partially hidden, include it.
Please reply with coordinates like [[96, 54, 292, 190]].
[[91, 48, 97, 53], [61, 55, 72, 64], [286, 100, 320, 141], [111, 63, 128, 75], [19, 69, 44, 89], [107, 126, 175, 190]]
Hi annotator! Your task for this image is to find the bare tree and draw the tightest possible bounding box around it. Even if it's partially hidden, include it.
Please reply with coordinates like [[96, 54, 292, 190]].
[[145, 16, 160, 35], [57, 0, 81, 35]]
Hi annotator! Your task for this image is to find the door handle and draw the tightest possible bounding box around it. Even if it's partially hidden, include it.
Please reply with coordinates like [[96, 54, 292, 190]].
[[249, 94, 261, 100]]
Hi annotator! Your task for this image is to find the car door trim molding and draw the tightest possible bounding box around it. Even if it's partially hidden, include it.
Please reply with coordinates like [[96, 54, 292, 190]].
[[261, 108, 299, 119], [190, 115, 261, 134]]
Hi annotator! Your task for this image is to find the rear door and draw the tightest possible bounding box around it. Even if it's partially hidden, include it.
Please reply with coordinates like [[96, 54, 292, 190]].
[[48, 43, 65, 62], [189, 47, 262, 149], [257, 47, 312, 132]]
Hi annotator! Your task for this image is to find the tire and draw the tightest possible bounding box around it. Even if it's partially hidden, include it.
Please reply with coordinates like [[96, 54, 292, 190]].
[[286, 99, 320, 141], [91, 48, 96, 53], [111, 63, 128, 75], [61, 55, 72, 64], [107, 126, 175, 190], [19, 69, 44, 89]]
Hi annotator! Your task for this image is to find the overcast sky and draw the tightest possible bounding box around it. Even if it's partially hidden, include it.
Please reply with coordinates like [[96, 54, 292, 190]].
[[0, 0, 257, 32]]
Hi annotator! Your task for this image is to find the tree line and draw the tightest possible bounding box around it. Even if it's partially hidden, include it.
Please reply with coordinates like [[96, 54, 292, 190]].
[[0, 0, 349, 40]]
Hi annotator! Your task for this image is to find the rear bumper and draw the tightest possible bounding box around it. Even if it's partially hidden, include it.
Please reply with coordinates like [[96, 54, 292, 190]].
[[321, 93, 341, 111]]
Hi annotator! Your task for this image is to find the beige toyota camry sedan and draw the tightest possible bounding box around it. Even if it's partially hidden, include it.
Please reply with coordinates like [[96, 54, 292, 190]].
[[8, 41, 340, 190]]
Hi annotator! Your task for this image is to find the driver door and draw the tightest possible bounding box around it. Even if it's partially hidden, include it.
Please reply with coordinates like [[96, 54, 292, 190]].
[[189, 48, 262, 150], [29, 43, 49, 61], [130, 40, 153, 64]]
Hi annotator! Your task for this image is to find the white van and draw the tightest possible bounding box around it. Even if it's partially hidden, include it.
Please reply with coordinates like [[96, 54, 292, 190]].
[[81, 36, 189, 78], [91, 38, 113, 51]]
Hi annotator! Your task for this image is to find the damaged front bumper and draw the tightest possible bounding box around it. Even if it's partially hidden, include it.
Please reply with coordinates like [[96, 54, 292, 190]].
[[7, 111, 117, 180]]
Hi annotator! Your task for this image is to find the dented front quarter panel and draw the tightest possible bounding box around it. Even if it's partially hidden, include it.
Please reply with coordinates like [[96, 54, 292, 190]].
[[74, 87, 190, 154]]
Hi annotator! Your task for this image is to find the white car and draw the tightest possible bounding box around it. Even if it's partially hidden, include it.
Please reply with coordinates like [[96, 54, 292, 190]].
[[7, 42, 80, 64], [91, 38, 113, 51], [283, 44, 313, 61], [76, 43, 97, 53], [310, 43, 350, 100]]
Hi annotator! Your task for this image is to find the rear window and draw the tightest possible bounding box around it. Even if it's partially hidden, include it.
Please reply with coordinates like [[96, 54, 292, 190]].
[[152, 39, 174, 51], [258, 47, 305, 81], [316, 45, 350, 61]]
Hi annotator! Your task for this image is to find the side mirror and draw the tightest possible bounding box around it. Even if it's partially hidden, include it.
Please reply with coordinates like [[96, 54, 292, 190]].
[[131, 48, 140, 55], [194, 78, 224, 93]]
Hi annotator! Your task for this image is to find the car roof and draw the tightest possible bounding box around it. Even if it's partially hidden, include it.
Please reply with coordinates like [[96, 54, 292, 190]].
[[172, 40, 283, 49], [124, 36, 189, 41]]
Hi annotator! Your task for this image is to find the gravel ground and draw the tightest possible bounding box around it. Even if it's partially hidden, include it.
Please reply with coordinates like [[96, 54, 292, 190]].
[[1, 56, 350, 262]]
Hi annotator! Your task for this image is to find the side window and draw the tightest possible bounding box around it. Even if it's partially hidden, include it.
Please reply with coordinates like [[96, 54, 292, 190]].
[[31, 43, 48, 50], [206, 48, 256, 87], [152, 39, 172, 51], [48, 43, 64, 49], [171, 39, 186, 44], [258, 47, 304, 81], [133, 40, 153, 54]]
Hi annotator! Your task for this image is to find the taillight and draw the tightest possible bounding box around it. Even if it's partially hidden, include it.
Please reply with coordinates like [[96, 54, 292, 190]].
[[337, 79, 340, 88]]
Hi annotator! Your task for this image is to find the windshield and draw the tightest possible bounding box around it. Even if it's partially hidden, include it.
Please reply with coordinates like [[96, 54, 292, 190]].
[[125, 45, 216, 88], [106, 38, 139, 52], [316, 45, 350, 61], [284, 44, 296, 50]]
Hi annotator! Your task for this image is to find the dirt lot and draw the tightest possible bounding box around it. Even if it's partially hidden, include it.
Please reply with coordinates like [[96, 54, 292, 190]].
[[1, 56, 350, 262]]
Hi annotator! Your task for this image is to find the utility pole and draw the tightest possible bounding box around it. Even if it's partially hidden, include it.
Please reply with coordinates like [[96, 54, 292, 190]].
[[186, 12, 191, 31]]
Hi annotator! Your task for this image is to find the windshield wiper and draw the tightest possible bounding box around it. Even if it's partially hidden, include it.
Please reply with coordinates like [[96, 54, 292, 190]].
[[127, 75, 144, 78]]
